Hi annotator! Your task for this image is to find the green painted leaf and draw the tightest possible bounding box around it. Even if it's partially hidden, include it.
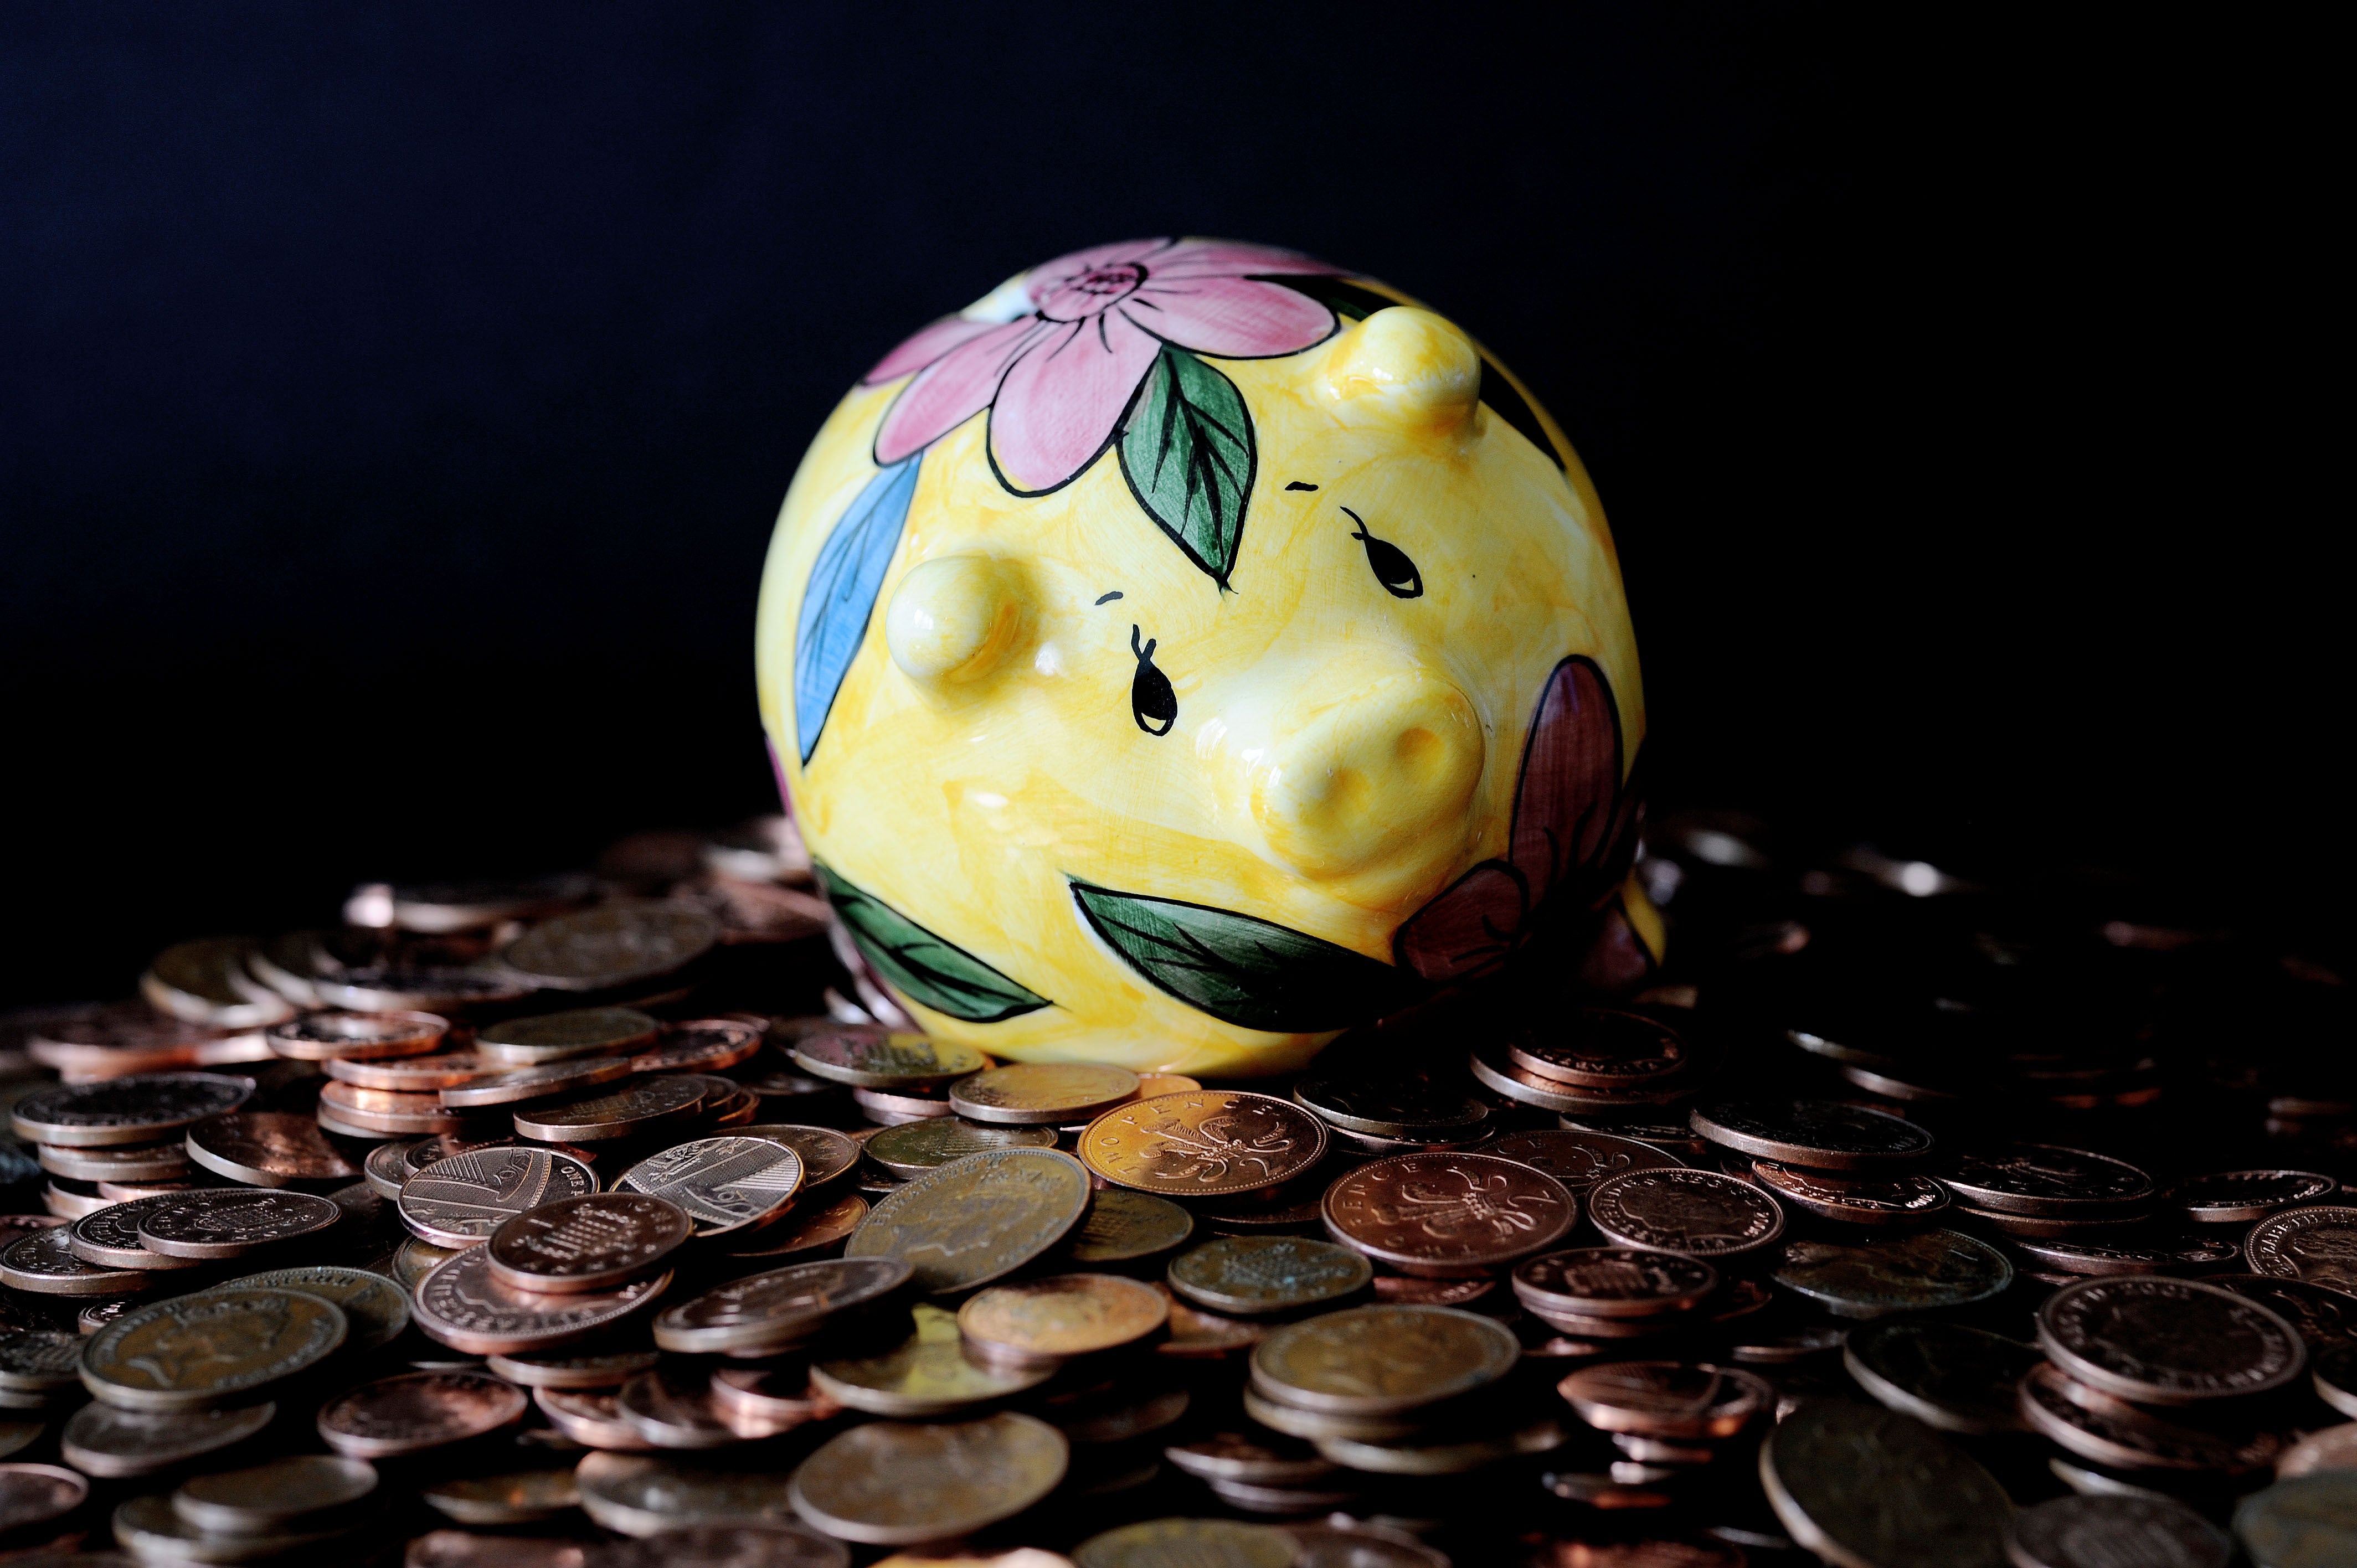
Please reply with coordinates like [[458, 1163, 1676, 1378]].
[[1118, 345, 1255, 589], [1071, 880, 1417, 1033], [819, 864, 1050, 1024]]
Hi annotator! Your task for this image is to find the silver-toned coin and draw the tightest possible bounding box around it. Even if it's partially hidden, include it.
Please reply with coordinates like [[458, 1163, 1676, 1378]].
[[114, 1489, 349, 1563], [81, 1287, 347, 1411], [786, 1411, 1068, 1544], [0, 1462, 90, 1534], [399, 1146, 599, 1247], [616, 1137, 804, 1236], [739, 1125, 860, 1191], [38, 1140, 191, 1182], [485, 1348, 660, 1389], [411, 1245, 670, 1356], [474, 1007, 662, 1066], [2004, 1494, 2230, 1568], [11, 1072, 254, 1148], [364, 1138, 425, 1199], [587, 1524, 848, 1568], [652, 1257, 914, 1354], [59, 1400, 277, 1477], [863, 1118, 1057, 1179], [2162, 1169, 2339, 1225], [617, 1366, 742, 1450], [137, 1189, 342, 1258], [573, 1450, 803, 1536], [2232, 1476, 2357, 1568], [787, 1025, 989, 1089], [949, 1062, 1141, 1126]]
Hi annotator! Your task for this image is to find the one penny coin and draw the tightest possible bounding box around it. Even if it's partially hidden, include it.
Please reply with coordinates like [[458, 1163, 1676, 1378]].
[[38, 1140, 191, 1183], [69, 1196, 207, 1270], [81, 1288, 347, 1411], [1477, 1128, 1682, 1197], [616, 1365, 741, 1450], [474, 1007, 661, 1065], [1511, 1249, 1718, 1319], [706, 1368, 840, 1440], [788, 1026, 987, 1088], [845, 1147, 1091, 1293], [485, 1348, 659, 1389], [419, 1471, 583, 1526], [615, 1136, 804, 1236], [652, 1257, 914, 1355], [1689, 1098, 1933, 1169], [1166, 1236, 1372, 1317], [486, 1193, 692, 1292], [2039, 1275, 2306, 1404], [1587, 1168, 1787, 1259], [0, 1463, 90, 1533], [399, 1146, 599, 1246], [184, 1111, 362, 1186], [2163, 1169, 2339, 1225], [213, 1264, 409, 1352], [1942, 1144, 2155, 1216], [511, 1077, 707, 1143], [500, 900, 719, 992], [317, 1370, 528, 1457], [1507, 1009, 1687, 1089], [1749, 1159, 1951, 1224], [2207, 1274, 2357, 1349], [1322, 1153, 1576, 1277], [173, 1452, 377, 1532], [2245, 1206, 2357, 1296], [724, 1191, 869, 1262], [2018, 1362, 2281, 1473], [951, 1062, 1140, 1125], [2011, 1231, 2243, 1276], [264, 1010, 447, 1061], [11, 1072, 253, 1148], [317, 1079, 472, 1136], [136, 1189, 343, 1258], [411, 1246, 670, 1355], [1469, 1041, 1689, 1112], [1079, 1091, 1328, 1198], [58, 1400, 277, 1478], [327, 1051, 501, 1092], [958, 1272, 1168, 1363]]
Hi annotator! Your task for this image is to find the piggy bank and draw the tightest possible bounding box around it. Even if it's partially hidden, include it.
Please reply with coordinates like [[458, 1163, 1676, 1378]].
[[755, 239, 1656, 1076]]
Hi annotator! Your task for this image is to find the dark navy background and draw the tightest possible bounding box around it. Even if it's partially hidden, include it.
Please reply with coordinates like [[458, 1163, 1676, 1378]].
[[1, 5, 2329, 1004]]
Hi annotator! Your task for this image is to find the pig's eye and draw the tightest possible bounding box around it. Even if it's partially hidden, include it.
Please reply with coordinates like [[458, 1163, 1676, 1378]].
[[1342, 507, 1423, 600], [1129, 625, 1177, 737]]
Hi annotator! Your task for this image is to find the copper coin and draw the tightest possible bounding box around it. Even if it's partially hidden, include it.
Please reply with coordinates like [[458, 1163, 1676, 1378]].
[[1136, 1073, 1202, 1096], [2207, 1273, 2357, 1347], [1371, 1275, 1495, 1308], [2163, 1169, 2339, 1224], [1689, 1098, 1932, 1170], [485, 1193, 692, 1292], [958, 1272, 1168, 1362], [1291, 1065, 1491, 1139], [1748, 1159, 1951, 1224], [1063, 1189, 1196, 1265], [1512, 1249, 1718, 1319], [475, 1007, 662, 1066], [317, 1370, 528, 1457], [739, 1125, 860, 1191], [630, 1019, 764, 1076], [864, 1117, 1057, 1178], [1557, 1361, 1770, 1438], [1951, 1204, 2148, 1241], [400, 1146, 599, 1247], [142, 937, 295, 1029], [2245, 1205, 2357, 1296], [1080, 1091, 1328, 1197], [788, 1025, 987, 1088], [0, 1462, 90, 1531], [2018, 1361, 2281, 1473], [0, 1328, 84, 1393], [616, 1366, 742, 1449], [485, 1348, 660, 1388], [2005, 1495, 2231, 1568], [653, 1257, 915, 1354], [417, 1472, 583, 1526], [706, 1368, 842, 1438], [39, 1139, 191, 1182], [136, 1188, 342, 1258], [951, 1062, 1140, 1125], [58, 1400, 277, 1478], [2039, 1275, 2307, 1404], [1763, 1398, 2013, 1568], [68, 1196, 207, 1270], [2014, 1231, 2243, 1276], [501, 901, 720, 992], [1478, 1128, 1684, 1198], [2317, 1343, 2357, 1419], [43, 1175, 111, 1219], [1322, 1153, 1576, 1277], [0, 1222, 153, 1296], [412, 1245, 670, 1355], [534, 1386, 653, 1451], [1250, 1305, 1519, 1416], [389, 875, 593, 933], [11, 1072, 254, 1148], [1587, 1168, 1787, 1260], [1942, 1144, 2155, 1216], [1508, 1009, 1687, 1089], [511, 1077, 707, 1143], [1841, 1318, 2041, 1435], [327, 1051, 502, 1092], [615, 1136, 804, 1236], [310, 964, 536, 1013], [1166, 1236, 1372, 1317], [1469, 1042, 1691, 1114], [318, 1079, 474, 1135], [265, 1010, 448, 1061], [439, 1056, 636, 1108], [723, 1191, 868, 1261], [183, 1111, 362, 1186], [215, 1263, 409, 1351], [21, 1003, 225, 1077]]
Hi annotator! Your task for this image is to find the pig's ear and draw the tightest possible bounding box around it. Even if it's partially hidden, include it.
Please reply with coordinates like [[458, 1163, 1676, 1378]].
[[883, 553, 1030, 686], [1318, 307, 1481, 434]]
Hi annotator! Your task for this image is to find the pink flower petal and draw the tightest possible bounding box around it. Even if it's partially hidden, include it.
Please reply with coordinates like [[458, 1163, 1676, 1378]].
[[1122, 275, 1337, 358], [1025, 239, 1173, 308], [987, 312, 1161, 493], [873, 318, 1042, 465], [1506, 658, 1628, 907], [1393, 863, 1529, 983], [864, 314, 1013, 386], [1149, 239, 1339, 278]]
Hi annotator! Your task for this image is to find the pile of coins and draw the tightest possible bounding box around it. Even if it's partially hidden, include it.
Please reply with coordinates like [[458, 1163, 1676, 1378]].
[[2, 809, 2356, 1567]]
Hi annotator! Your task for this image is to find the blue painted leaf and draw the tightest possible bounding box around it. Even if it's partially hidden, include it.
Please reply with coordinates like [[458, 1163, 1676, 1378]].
[[1071, 880, 1418, 1033], [793, 458, 919, 764], [819, 863, 1051, 1024], [1118, 346, 1255, 589]]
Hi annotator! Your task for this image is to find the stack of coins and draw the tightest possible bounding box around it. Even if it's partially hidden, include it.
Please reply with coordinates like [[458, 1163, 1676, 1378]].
[[8, 812, 2357, 1567]]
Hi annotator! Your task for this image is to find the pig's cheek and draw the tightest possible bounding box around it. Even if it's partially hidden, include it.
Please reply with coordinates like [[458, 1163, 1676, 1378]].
[[883, 554, 1031, 687]]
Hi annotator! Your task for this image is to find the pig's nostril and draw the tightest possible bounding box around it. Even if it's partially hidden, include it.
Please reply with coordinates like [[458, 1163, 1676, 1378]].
[[1248, 674, 1484, 884]]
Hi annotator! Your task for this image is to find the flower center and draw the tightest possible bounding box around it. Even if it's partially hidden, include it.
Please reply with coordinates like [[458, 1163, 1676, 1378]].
[[1036, 261, 1145, 321]]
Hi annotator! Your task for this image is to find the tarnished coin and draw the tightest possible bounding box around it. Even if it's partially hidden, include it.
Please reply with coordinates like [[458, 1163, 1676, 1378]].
[[724, 1191, 868, 1261], [787, 1026, 988, 1088], [2206, 1275, 2357, 1350], [573, 1451, 804, 1535], [1763, 1399, 2013, 1568], [81, 1287, 347, 1410], [616, 1137, 804, 1236], [1166, 1236, 1372, 1317], [59, 1400, 277, 1478], [2, 1221, 154, 1295], [512, 1077, 707, 1142], [1508, 1010, 1689, 1089], [706, 1367, 841, 1438], [39, 1139, 192, 1182], [2163, 1169, 2339, 1225], [1060, 1190, 1196, 1266], [115, 1489, 347, 1561], [1074, 1519, 1299, 1568], [654, 1257, 913, 1354], [1291, 1065, 1491, 1138], [2021, 1364, 2280, 1473], [2279, 1424, 2357, 1479], [330, 1052, 502, 1092], [1322, 1152, 1576, 1277], [439, 1056, 636, 1107], [418, 1471, 583, 1526], [475, 1007, 662, 1065], [501, 901, 721, 992], [1690, 1098, 1933, 1169], [318, 1079, 473, 1136], [1774, 1230, 2013, 1318], [0, 1328, 83, 1391], [486, 1193, 692, 1292], [311, 964, 536, 1014], [864, 1118, 1057, 1178], [317, 1370, 527, 1457], [1080, 1091, 1329, 1198], [1943, 1144, 2155, 1215], [591, 1526, 847, 1568], [1163, 1431, 1337, 1486], [142, 937, 296, 1028], [1557, 1362, 1771, 1438], [951, 1062, 1141, 1125], [184, 1111, 362, 1185], [1252, 1305, 1518, 1415], [534, 1388, 647, 1448], [787, 1411, 1068, 1545], [738, 1125, 860, 1192], [617, 1366, 745, 1450], [2004, 1493, 2230, 1568], [0, 1462, 90, 1533], [846, 1147, 1090, 1293], [959, 1272, 1169, 1362], [1477, 1128, 1683, 1198], [2008, 1231, 2243, 1277], [1844, 1318, 2040, 1434], [213, 1264, 409, 1351], [137, 1188, 342, 1258], [175, 1452, 377, 1531], [411, 1245, 670, 1355], [265, 1009, 448, 1061], [485, 1349, 659, 1389], [396, 1236, 462, 1292], [70, 1196, 208, 1270], [12, 1072, 254, 1147], [810, 1303, 1052, 1416], [2232, 1474, 2357, 1568], [2245, 1206, 2357, 1296], [1587, 1168, 1787, 1259], [21, 1003, 236, 1077], [1512, 1249, 1718, 1319], [2039, 1275, 2305, 1404], [400, 1146, 599, 1246], [1750, 1160, 1952, 1225]]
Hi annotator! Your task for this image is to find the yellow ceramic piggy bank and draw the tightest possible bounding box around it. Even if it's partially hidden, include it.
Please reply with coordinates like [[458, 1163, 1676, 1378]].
[[755, 239, 1656, 1076]]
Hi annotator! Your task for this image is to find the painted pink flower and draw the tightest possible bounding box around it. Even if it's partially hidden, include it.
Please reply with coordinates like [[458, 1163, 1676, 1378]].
[[862, 238, 1340, 494], [1393, 657, 1649, 988]]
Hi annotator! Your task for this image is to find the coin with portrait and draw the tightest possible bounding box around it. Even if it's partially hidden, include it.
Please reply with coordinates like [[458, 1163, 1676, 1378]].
[[81, 1287, 347, 1411], [2245, 1205, 2357, 1296], [845, 1147, 1090, 1293], [1586, 1168, 1786, 1259], [788, 1411, 1067, 1545]]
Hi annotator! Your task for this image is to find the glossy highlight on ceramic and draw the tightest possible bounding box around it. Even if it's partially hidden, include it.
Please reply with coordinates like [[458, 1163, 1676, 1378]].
[[755, 238, 1653, 1075]]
